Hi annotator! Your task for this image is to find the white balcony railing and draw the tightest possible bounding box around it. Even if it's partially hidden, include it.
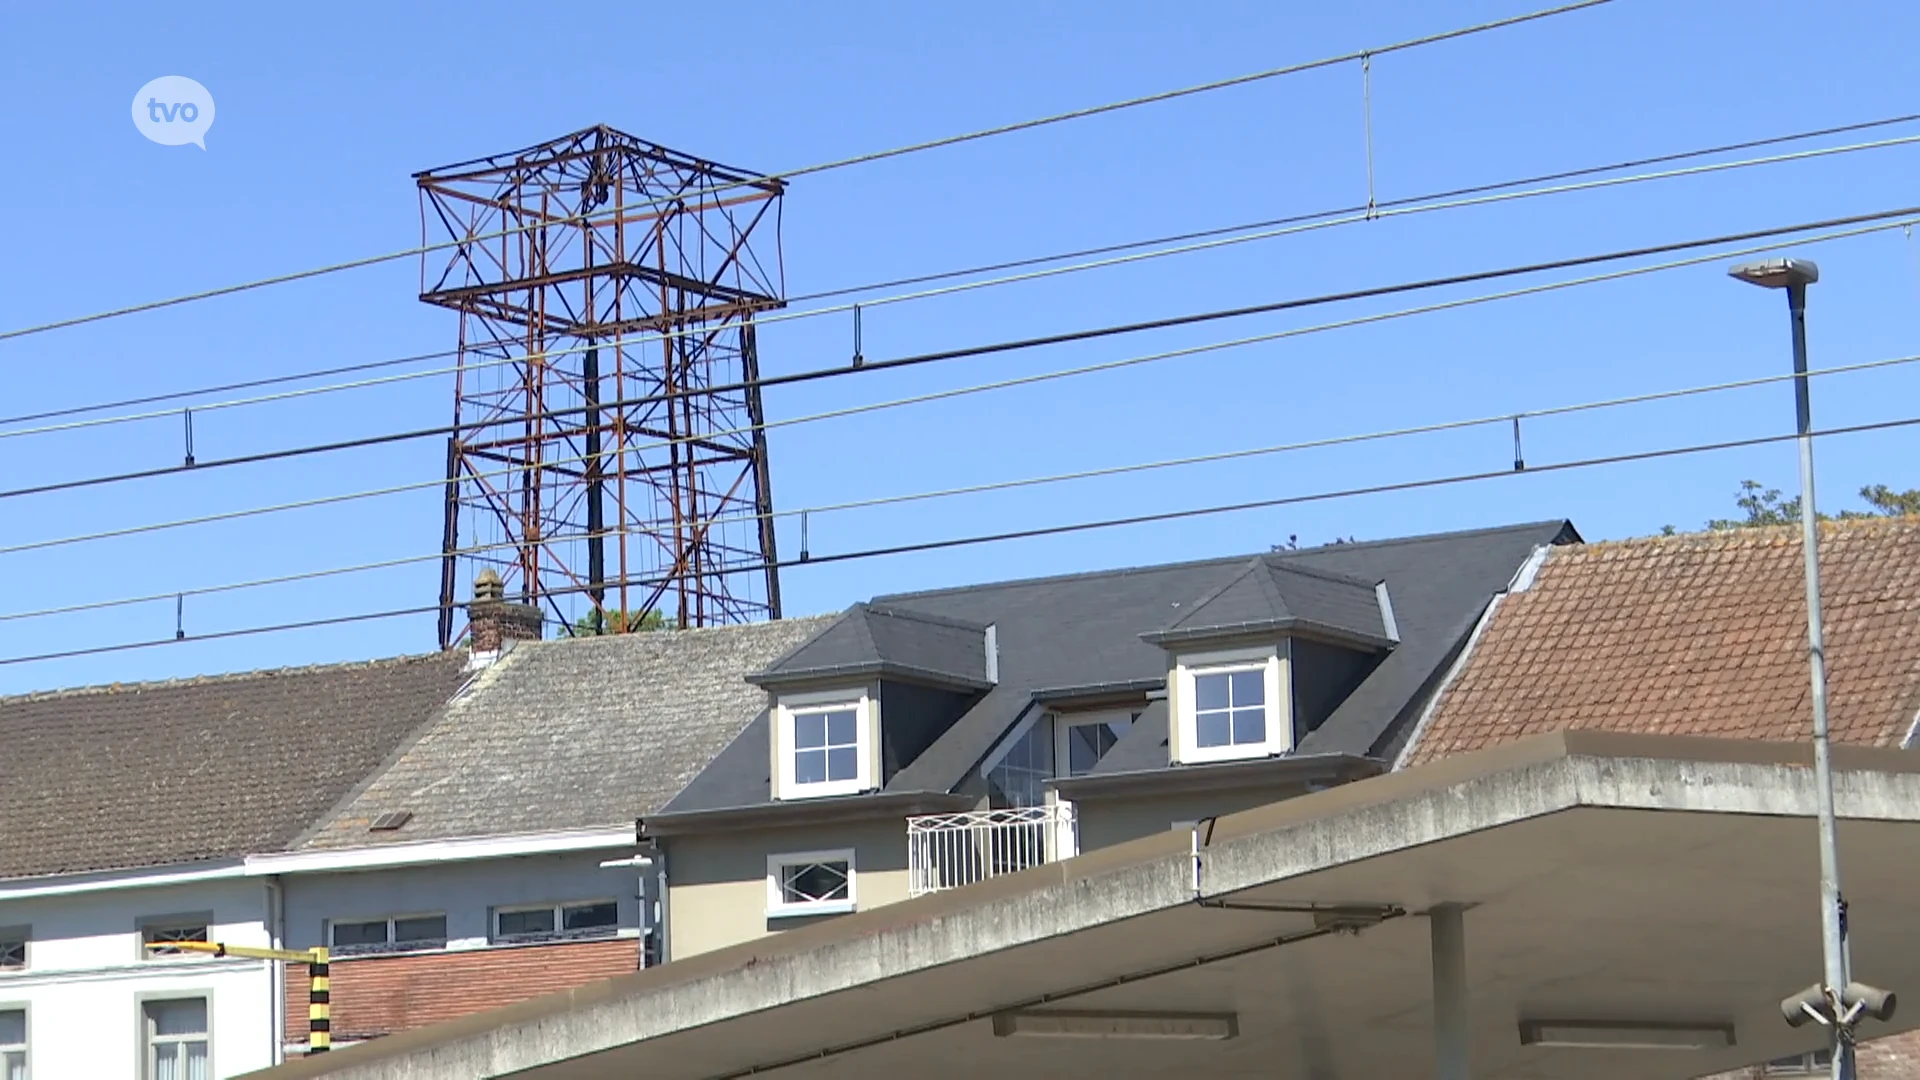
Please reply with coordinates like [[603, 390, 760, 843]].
[[907, 803, 1078, 898]]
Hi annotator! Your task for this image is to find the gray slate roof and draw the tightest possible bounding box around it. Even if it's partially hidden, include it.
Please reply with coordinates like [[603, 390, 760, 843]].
[[298, 616, 833, 848], [1141, 558, 1390, 646], [662, 521, 1574, 815], [0, 653, 470, 880], [750, 604, 991, 689]]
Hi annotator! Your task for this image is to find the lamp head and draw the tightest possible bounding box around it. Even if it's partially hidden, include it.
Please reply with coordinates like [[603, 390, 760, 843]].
[[1729, 257, 1819, 290]]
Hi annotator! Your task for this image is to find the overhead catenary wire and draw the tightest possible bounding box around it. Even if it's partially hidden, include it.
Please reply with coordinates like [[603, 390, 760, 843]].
[[3, 208, 1920, 564], [5, 203, 1918, 510], [0, 1, 1608, 348], [12, 115, 1920, 442], [7, 348, 1917, 629], [5, 410, 1915, 669]]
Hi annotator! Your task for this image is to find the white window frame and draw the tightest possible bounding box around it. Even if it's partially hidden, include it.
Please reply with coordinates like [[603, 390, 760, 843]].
[[325, 912, 448, 955], [1173, 645, 1288, 764], [1053, 710, 1133, 778], [765, 849, 857, 919], [490, 899, 621, 944], [140, 994, 209, 1080], [0, 1003, 26, 1080], [773, 689, 874, 799], [137, 914, 211, 962]]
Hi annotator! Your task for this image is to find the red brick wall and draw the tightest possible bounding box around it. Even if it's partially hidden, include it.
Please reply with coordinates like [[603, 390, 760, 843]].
[[1698, 1032, 1920, 1079], [284, 937, 639, 1044]]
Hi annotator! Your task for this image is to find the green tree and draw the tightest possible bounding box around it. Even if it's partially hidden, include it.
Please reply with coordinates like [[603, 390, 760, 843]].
[[1662, 480, 1920, 534], [571, 608, 674, 636]]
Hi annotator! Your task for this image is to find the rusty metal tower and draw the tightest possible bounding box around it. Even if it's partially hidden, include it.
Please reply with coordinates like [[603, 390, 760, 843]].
[[417, 125, 786, 648]]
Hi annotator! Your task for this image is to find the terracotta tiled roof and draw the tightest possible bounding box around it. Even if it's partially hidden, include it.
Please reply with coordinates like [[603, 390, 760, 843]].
[[1405, 517, 1920, 767]]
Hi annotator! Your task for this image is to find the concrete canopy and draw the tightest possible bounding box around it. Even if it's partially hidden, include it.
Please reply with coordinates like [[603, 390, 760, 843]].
[[250, 732, 1920, 1080]]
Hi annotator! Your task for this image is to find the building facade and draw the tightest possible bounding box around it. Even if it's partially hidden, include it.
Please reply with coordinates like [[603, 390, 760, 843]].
[[642, 521, 1577, 958]]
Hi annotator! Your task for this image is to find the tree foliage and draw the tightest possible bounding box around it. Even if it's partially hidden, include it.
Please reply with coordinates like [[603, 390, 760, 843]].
[[1661, 480, 1920, 534], [570, 607, 674, 636]]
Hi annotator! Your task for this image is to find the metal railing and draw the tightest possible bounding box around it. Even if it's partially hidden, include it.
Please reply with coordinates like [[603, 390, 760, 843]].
[[907, 804, 1078, 897]]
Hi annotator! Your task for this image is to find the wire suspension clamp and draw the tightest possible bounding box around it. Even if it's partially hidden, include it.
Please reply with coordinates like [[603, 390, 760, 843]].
[[1362, 52, 1377, 220], [852, 304, 865, 368], [1512, 415, 1526, 471], [182, 407, 196, 468]]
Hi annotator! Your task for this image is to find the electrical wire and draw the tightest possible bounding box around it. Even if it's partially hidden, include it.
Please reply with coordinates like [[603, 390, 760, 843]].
[[5, 203, 1917, 507], [5, 349, 1915, 629], [5, 410, 1913, 668], [0, 1, 1608, 348], [12, 115, 1920, 441]]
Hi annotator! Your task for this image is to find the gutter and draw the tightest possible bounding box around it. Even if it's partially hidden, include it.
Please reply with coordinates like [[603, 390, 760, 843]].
[[642, 791, 974, 839], [243, 825, 636, 876], [1051, 752, 1382, 801]]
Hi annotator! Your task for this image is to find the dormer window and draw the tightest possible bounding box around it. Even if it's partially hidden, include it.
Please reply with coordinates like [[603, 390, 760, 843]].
[[773, 689, 875, 799], [1173, 646, 1288, 763]]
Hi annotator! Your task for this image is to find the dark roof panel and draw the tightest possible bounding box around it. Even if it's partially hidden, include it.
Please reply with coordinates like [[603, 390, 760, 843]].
[[750, 604, 989, 689]]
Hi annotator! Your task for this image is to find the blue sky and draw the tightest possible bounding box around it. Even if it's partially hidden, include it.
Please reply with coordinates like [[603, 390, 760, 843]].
[[0, 1, 1916, 692]]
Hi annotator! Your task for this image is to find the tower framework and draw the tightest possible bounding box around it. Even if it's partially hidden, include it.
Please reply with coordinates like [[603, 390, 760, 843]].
[[417, 125, 785, 647]]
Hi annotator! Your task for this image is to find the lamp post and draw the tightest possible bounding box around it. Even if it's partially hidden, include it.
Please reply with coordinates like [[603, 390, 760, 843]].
[[1728, 257, 1853, 1079]]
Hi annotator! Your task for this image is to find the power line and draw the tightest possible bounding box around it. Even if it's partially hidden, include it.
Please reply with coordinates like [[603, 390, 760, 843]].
[[7, 410, 1913, 669], [12, 113, 1920, 440], [7, 349, 1916, 629], [0, 2, 1608, 348], [4, 203, 1916, 509]]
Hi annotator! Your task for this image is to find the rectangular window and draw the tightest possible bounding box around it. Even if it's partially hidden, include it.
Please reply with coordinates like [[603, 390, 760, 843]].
[[1193, 668, 1266, 748], [1765, 1050, 1834, 1075], [327, 914, 447, 956], [143, 998, 207, 1080], [493, 901, 620, 944], [1175, 647, 1286, 764], [0, 1008, 23, 1080], [766, 851, 856, 918], [1056, 713, 1134, 777], [139, 918, 209, 960], [0, 927, 25, 971], [774, 691, 872, 799]]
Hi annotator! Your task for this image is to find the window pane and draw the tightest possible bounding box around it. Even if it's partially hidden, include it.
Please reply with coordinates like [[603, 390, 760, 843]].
[[1231, 707, 1266, 744], [794, 747, 826, 784], [1229, 669, 1264, 707], [496, 909, 555, 937], [0, 938, 23, 970], [393, 915, 447, 944], [1195, 710, 1231, 748], [0, 1009, 21, 1043], [826, 746, 859, 781], [186, 1041, 209, 1080], [330, 919, 390, 947], [143, 923, 208, 956], [153, 1043, 181, 1080], [3, 1048, 25, 1080], [562, 902, 618, 931], [1193, 672, 1229, 711], [793, 712, 826, 749], [824, 708, 857, 746], [148, 998, 207, 1037], [781, 862, 849, 904], [1066, 721, 1122, 776]]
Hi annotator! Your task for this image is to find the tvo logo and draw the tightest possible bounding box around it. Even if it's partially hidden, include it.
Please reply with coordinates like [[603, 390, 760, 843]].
[[131, 76, 215, 149]]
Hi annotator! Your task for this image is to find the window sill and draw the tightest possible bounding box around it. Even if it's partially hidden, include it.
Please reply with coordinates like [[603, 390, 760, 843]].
[[765, 901, 856, 920]]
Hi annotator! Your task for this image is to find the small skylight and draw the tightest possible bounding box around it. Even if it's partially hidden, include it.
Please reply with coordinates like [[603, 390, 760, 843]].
[[368, 810, 413, 832]]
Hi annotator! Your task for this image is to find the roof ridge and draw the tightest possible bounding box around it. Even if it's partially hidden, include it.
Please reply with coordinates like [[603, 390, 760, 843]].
[[1570, 515, 1920, 556], [0, 649, 460, 707], [1263, 559, 1380, 588], [873, 521, 1571, 603], [862, 603, 992, 633], [514, 612, 837, 653]]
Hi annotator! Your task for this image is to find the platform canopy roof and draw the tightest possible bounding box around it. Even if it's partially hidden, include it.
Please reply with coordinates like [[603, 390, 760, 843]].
[[249, 732, 1920, 1080]]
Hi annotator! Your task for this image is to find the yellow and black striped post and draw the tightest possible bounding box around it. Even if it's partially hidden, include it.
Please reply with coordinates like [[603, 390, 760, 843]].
[[308, 946, 331, 1054]]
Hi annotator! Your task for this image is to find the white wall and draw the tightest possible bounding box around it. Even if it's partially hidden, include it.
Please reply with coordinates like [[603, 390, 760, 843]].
[[0, 876, 277, 1079], [280, 850, 643, 951]]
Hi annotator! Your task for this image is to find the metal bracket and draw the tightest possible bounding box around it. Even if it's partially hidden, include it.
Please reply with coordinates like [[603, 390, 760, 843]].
[[852, 304, 865, 368], [799, 509, 811, 563], [175, 594, 186, 640], [1361, 52, 1377, 220], [1512, 415, 1525, 471], [183, 408, 196, 468]]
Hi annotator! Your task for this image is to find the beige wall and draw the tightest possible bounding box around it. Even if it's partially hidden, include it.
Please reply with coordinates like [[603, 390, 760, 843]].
[[666, 817, 911, 959], [1075, 784, 1314, 854]]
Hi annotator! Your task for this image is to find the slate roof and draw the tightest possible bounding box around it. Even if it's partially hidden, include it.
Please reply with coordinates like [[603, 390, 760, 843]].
[[750, 604, 991, 690], [298, 616, 833, 848], [1141, 558, 1391, 646], [662, 521, 1574, 815], [0, 652, 469, 880], [1403, 517, 1920, 766]]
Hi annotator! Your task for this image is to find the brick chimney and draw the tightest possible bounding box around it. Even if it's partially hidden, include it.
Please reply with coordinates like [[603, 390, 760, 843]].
[[467, 570, 543, 655]]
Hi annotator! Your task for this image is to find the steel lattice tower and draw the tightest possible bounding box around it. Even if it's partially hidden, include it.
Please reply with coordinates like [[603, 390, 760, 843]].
[[417, 125, 785, 648]]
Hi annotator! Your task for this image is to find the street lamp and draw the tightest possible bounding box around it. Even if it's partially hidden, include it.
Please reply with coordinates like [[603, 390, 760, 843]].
[[1729, 257, 1891, 1080]]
